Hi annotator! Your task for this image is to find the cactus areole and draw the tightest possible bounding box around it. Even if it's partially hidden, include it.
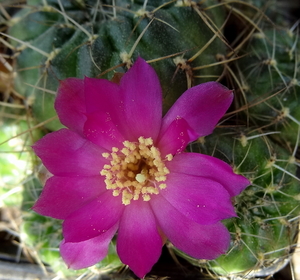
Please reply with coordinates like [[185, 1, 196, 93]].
[[32, 58, 249, 278]]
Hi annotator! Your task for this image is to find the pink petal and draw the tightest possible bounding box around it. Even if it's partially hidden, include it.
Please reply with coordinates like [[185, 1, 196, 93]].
[[32, 129, 106, 176], [151, 195, 230, 259], [167, 153, 250, 196], [83, 111, 125, 150], [157, 117, 199, 156], [161, 82, 233, 137], [117, 200, 163, 278], [60, 223, 118, 270], [63, 191, 124, 242], [55, 78, 86, 135], [118, 57, 162, 141], [160, 173, 236, 225], [84, 77, 122, 116], [32, 175, 106, 219], [84, 76, 138, 143]]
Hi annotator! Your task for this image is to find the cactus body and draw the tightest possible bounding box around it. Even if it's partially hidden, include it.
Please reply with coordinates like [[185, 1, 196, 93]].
[[7, 0, 228, 276], [236, 27, 300, 146], [185, 129, 299, 277], [9, 0, 226, 130], [175, 1, 300, 278], [3, 0, 300, 278]]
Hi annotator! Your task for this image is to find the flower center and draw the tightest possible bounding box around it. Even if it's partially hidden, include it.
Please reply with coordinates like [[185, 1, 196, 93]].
[[100, 137, 173, 205]]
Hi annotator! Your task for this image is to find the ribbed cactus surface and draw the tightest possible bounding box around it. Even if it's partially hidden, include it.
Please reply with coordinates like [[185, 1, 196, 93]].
[[177, 1, 300, 278], [8, 0, 225, 130], [186, 129, 299, 277]]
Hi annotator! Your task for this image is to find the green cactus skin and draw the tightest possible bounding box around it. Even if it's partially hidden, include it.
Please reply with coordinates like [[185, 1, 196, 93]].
[[3, 0, 300, 279], [173, 1, 300, 278], [183, 129, 300, 277], [237, 27, 300, 149], [8, 0, 226, 131], [6, 0, 228, 276]]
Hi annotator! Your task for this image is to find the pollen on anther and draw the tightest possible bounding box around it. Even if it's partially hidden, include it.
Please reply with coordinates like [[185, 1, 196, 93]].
[[143, 194, 151, 201], [103, 164, 111, 169], [121, 148, 130, 156], [113, 190, 120, 196], [166, 154, 173, 161], [100, 136, 172, 206], [102, 152, 110, 159], [159, 183, 167, 189]]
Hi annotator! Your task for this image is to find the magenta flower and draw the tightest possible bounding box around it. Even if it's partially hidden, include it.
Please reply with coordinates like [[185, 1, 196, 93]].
[[32, 58, 249, 278]]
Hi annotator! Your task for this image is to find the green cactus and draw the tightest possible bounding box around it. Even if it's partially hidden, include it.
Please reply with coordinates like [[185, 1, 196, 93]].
[[173, 1, 300, 278], [238, 27, 300, 147], [4, 0, 229, 277], [182, 128, 300, 277], [1, 0, 299, 279], [7, 0, 226, 130]]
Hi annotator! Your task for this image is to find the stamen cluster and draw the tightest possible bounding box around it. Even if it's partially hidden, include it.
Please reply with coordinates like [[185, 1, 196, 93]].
[[100, 137, 173, 205]]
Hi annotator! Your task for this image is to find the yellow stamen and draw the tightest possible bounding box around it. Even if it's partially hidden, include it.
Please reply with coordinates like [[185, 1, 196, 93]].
[[100, 137, 172, 205]]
